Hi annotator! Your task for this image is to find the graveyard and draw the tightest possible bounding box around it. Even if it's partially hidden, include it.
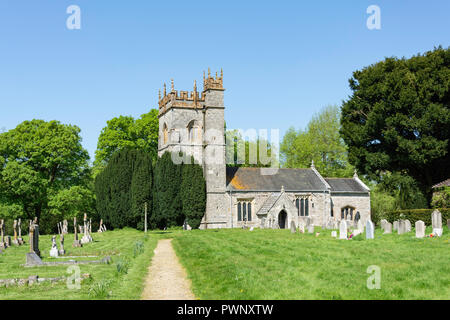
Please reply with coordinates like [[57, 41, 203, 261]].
[[0, 215, 448, 300]]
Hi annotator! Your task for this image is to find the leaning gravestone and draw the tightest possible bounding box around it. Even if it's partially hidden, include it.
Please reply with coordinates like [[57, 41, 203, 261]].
[[431, 210, 443, 237], [383, 222, 392, 234], [290, 221, 296, 234], [366, 220, 374, 239], [393, 221, 399, 231], [339, 220, 347, 240], [415, 220, 425, 238]]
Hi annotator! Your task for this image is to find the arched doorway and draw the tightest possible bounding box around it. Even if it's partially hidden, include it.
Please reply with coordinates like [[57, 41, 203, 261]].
[[278, 210, 287, 229]]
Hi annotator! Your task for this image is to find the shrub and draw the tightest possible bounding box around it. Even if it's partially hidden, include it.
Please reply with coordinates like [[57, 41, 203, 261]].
[[88, 279, 112, 299], [133, 241, 145, 257], [115, 257, 130, 275], [384, 208, 450, 225]]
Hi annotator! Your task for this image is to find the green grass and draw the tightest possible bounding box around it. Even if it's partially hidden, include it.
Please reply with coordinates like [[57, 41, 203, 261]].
[[172, 226, 450, 300], [0, 228, 158, 300], [1, 226, 449, 300]]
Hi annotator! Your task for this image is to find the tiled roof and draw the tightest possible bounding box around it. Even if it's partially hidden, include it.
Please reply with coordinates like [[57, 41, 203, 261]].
[[256, 193, 281, 216], [226, 167, 328, 192], [325, 178, 368, 193], [432, 178, 450, 189]]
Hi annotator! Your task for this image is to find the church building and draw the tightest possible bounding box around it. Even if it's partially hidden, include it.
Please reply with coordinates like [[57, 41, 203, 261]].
[[157, 70, 371, 230]]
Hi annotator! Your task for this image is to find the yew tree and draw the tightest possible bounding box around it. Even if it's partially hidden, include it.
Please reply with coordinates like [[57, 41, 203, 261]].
[[341, 47, 450, 203]]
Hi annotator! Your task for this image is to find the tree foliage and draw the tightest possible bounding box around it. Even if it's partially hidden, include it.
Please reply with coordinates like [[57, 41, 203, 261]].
[[0, 120, 91, 221], [280, 105, 353, 177], [181, 157, 206, 229], [95, 148, 152, 230], [341, 47, 450, 203], [94, 109, 159, 174]]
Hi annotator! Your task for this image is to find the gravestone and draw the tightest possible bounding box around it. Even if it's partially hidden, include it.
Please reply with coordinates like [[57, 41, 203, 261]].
[[393, 221, 399, 231], [49, 236, 59, 258], [398, 220, 406, 235], [339, 220, 347, 240], [29, 219, 40, 257], [383, 222, 392, 234], [307, 225, 314, 234], [17, 219, 24, 245], [431, 210, 443, 236], [290, 221, 296, 234], [331, 231, 337, 238], [298, 222, 305, 234], [357, 219, 364, 233], [59, 234, 65, 256], [0, 220, 5, 249], [81, 214, 92, 244], [415, 220, 425, 238], [13, 220, 18, 245], [73, 217, 82, 248], [405, 220, 412, 232], [260, 218, 266, 229], [5, 236, 11, 247], [63, 220, 68, 234], [366, 220, 374, 239], [380, 219, 388, 231]]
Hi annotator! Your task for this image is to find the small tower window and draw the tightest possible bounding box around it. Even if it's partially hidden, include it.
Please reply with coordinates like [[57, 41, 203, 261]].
[[163, 123, 168, 145]]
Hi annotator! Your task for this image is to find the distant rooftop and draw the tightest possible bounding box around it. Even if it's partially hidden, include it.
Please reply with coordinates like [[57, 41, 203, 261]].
[[432, 178, 450, 189]]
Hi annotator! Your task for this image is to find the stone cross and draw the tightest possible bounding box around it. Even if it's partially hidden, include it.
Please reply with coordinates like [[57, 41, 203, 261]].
[[339, 220, 347, 239], [415, 220, 425, 238], [366, 220, 374, 239]]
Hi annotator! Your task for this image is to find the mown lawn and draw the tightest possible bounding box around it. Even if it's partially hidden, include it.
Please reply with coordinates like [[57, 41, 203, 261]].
[[172, 226, 450, 300], [0, 228, 158, 300]]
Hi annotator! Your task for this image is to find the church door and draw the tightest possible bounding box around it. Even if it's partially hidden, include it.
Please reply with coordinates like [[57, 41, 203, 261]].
[[278, 210, 287, 229]]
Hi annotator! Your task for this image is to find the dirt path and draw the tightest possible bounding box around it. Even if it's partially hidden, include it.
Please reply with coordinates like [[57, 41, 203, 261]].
[[141, 239, 196, 300]]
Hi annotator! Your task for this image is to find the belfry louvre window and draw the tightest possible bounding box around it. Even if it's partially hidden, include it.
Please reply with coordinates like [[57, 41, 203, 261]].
[[237, 201, 252, 222]]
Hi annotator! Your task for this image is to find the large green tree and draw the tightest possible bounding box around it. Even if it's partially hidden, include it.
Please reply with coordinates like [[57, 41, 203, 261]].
[[94, 148, 153, 230], [181, 157, 206, 229], [94, 109, 159, 174], [341, 47, 450, 203], [280, 105, 353, 177], [0, 120, 90, 221]]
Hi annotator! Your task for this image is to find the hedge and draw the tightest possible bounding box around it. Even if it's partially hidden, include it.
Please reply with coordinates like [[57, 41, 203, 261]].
[[384, 208, 450, 226]]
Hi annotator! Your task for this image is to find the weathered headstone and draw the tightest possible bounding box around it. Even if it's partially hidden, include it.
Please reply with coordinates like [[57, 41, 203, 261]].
[[0, 220, 5, 249], [59, 234, 65, 256], [339, 220, 347, 240], [331, 231, 337, 238], [13, 220, 18, 245], [73, 217, 82, 248], [17, 219, 24, 245], [366, 220, 374, 239], [383, 222, 392, 234], [357, 219, 364, 233], [49, 236, 59, 258], [290, 221, 296, 234], [405, 219, 412, 232], [380, 219, 388, 231], [29, 220, 40, 257], [415, 220, 425, 238], [393, 221, 399, 231], [307, 224, 314, 234], [431, 210, 443, 236], [398, 220, 406, 235]]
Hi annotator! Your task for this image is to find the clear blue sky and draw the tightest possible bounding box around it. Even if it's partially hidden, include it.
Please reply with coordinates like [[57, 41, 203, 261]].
[[1, 0, 448, 161]]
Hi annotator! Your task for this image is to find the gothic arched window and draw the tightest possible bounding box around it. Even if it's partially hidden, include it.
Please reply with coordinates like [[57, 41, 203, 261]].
[[163, 123, 168, 145]]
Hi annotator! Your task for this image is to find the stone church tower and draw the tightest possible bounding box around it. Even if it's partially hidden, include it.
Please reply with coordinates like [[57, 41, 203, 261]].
[[157, 69, 229, 229]]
